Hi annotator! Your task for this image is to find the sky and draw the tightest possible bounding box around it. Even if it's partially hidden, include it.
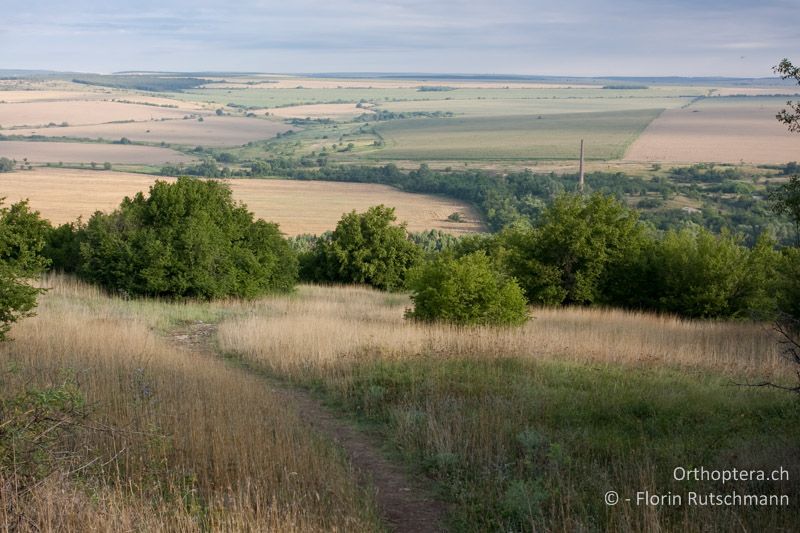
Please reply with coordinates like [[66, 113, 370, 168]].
[[1, 0, 798, 77]]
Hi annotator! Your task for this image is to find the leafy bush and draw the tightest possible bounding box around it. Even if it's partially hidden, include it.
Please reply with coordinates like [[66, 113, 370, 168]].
[[74, 177, 297, 299], [302, 205, 420, 290], [0, 200, 50, 339], [406, 252, 528, 326], [613, 229, 779, 318], [498, 193, 645, 306]]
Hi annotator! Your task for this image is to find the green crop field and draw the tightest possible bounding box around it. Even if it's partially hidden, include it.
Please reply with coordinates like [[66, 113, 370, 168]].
[[374, 95, 694, 117], [370, 109, 663, 161]]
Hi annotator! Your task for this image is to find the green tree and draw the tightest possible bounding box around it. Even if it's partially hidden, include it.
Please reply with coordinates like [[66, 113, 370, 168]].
[[0, 158, 14, 173], [406, 252, 528, 326], [76, 178, 297, 299], [769, 176, 800, 245], [499, 193, 644, 305], [0, 200, 50, 339], [633, 228, 778, 319], [775, 58, 800, 132], [305, 205, 421, 290]]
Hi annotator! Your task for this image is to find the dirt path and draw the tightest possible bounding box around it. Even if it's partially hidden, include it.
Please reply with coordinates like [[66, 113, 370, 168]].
[[167, 321, 449, 533]]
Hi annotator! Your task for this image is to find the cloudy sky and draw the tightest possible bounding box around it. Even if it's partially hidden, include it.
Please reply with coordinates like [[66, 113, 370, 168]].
[[1, 0, 797, 76]]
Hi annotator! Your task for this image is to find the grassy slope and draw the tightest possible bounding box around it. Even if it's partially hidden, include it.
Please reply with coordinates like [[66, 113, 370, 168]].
[[0, 276, 382, 531], [217, 285, 800, 532]]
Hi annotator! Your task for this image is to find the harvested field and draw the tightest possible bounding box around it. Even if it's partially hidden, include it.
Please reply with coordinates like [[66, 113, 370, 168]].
[[10, 116, 290, 147], [263, 103, 370, 120], [0, 100, 188, 128], [0, 90, 110, 103], [0, 140, 194, 165], [226, 178, 484, 235], [624, 97, 800, 164], [0, 168, 485, 234]]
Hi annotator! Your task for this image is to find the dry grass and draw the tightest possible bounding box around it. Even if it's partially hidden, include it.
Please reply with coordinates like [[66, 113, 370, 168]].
[[0, 100, 187, 128], [0, 141, 194, 165], [0, 168, 484, 234], [215, 284, 798, 532], [0, 275, 381, 531], [624, 97, 800, 164], [217, 284, 785, 380], [10, 116, 290, 147]]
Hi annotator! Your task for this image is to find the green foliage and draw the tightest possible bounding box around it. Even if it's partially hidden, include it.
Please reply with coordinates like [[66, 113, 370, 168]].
[[302, 205, 420, 290], [614, 229, 779, 318], [43, 221, 85, 273], [409, 229, 460, 253], [406, 252, 528, 326], [775, 58, 800, 132], [0, 157, 14, 173], [498, 194, 644, 306], [75, 178, 297, 299], [0, 201, 50, 339], [770, 175, 800, 244], [777, 247, 800, 320]]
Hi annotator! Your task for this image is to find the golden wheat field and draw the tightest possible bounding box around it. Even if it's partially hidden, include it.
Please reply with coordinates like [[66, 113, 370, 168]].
[[0, 168, 484, 234]]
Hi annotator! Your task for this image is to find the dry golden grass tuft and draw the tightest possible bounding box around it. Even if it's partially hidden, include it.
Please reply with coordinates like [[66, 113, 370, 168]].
[[0, 275, 381, 531]]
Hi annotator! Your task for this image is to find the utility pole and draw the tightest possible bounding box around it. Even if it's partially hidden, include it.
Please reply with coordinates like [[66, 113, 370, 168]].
[[578, 139, 585, 193]]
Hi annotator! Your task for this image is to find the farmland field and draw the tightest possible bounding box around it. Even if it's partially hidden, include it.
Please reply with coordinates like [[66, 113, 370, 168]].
[[0, 100, 189, 128], [625, 96, 800, 164], [371, 109, 662, 161], [0, 140, 194, 165], [8, 116, 291, 147], [262, 103, 371, 119], [0, 168, 484, 234]]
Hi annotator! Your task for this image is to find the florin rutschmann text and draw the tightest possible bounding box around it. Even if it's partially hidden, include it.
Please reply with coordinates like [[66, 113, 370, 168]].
[[604, 466, 791, 507]]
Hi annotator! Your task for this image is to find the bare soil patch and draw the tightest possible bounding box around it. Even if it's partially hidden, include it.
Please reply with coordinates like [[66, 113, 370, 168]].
[[624, 99, 800, 164]]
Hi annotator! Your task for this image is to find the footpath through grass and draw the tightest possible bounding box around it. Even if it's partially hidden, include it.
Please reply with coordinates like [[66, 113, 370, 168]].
[[298, 356, 799, 532]]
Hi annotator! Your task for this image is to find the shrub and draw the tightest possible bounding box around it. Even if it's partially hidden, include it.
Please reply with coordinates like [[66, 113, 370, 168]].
[[0, 200, 50, 339], [303, 205, 421, 290], [498, 193, 645, 306], [406, 252, 528, 326], [616, 228, 779, 318], [75, 177, 297, 299]]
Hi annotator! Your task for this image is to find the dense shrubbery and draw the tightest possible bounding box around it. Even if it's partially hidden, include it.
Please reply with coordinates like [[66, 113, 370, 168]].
[[496, 194, 644, 306], [406, 252, 528, 326], [47, 178, 297, 299], [0, 201, 50, 339], [299, 205, 420, 291], [447, 193, 793, 320]]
